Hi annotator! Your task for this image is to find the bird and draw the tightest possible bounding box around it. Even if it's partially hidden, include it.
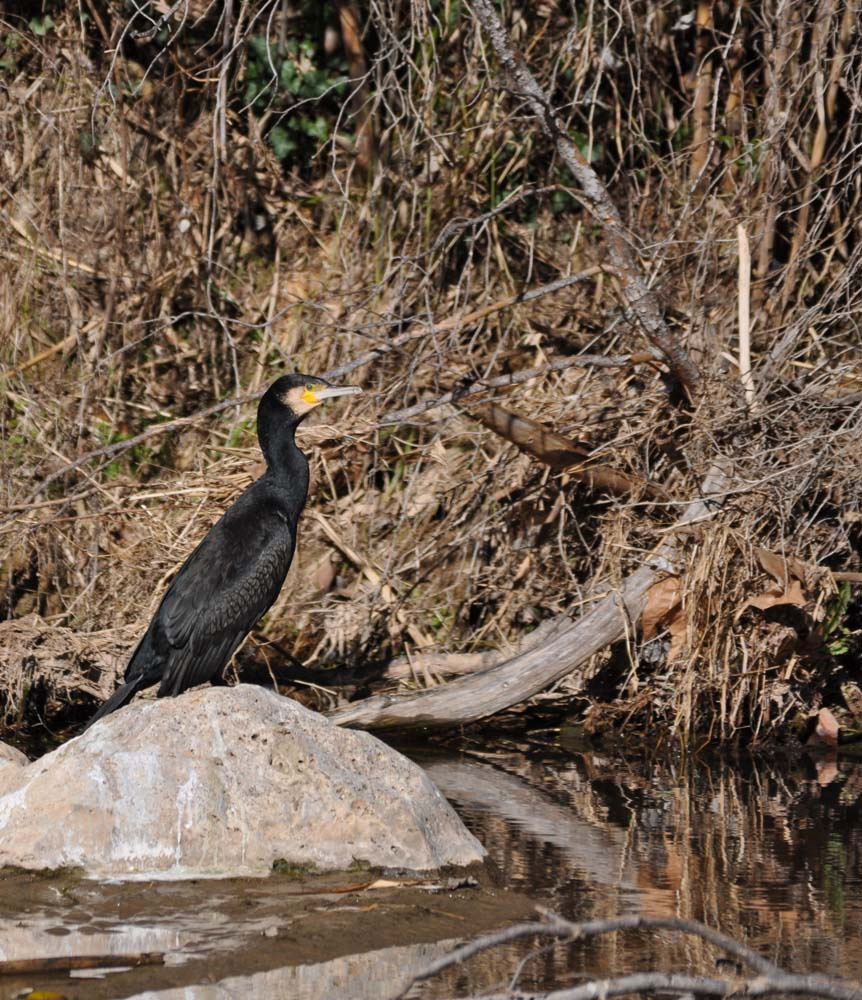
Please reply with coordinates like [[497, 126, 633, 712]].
[[86, 373, 361, 727]]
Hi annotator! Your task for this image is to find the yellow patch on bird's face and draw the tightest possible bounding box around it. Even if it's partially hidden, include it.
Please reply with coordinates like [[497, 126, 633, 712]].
[[280, 383, 322, 416]]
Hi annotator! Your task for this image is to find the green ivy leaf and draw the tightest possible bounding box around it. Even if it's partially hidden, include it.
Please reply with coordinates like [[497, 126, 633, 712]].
[[29, 15, 54, 36], [268, 125, 296, 161]]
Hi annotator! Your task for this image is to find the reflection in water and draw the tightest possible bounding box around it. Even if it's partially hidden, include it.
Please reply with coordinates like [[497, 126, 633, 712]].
[[424, 760, 641, 892], [425, 750, 862, 992], [2, 750, 862, 997], [0, 864, 534, 998], [128, 940, 454, 1000]]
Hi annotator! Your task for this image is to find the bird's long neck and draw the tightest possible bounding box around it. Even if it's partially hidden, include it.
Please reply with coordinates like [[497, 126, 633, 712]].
[[259, 420, 310, 517]]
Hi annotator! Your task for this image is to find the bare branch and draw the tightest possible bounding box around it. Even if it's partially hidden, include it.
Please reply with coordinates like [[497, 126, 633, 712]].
[[400, 911, 862, 1000], [469, 0, 701, 397], [7, 269, 605, 519], [331, 465, 728, 731]]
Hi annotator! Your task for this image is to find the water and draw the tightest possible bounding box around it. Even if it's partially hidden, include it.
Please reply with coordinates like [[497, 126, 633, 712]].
[[422, 746, 862, 994], [1, 746, 861, 997]]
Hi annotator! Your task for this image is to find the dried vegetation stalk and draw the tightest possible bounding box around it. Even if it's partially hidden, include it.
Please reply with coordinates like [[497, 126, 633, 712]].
[[1, 0, 862, 746]]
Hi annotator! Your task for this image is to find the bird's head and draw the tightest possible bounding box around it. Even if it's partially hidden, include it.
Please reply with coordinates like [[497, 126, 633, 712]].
[[269, 373, 362, 420]]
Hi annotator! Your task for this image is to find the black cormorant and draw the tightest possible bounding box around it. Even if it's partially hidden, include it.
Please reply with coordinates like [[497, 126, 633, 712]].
[[86, 373, 361, 726]]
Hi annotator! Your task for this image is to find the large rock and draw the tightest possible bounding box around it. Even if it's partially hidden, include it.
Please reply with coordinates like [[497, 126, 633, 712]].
[[0, 742, 28, 796], [0, 686, 484, 879], [0, 742, 27, 769]]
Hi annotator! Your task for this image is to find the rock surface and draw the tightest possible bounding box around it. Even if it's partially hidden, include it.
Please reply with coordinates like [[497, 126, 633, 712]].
[[0, 686, 484, 878], [0, 742, 27, 768], [0, 742, 28, 796]]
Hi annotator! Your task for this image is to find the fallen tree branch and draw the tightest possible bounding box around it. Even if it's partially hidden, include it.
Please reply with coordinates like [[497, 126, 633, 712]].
[[470, 0, 701, 398], [329, 561, 663, 730], [330, 465, 727, 731], [468, 401, 671, 500], [399, 911, 862, 1000], [0, 951, 164, 976]]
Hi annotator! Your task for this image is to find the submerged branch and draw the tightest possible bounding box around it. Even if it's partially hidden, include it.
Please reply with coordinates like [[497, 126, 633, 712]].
[[0, 951, 164, 976], [400, 911, 862, 1000]]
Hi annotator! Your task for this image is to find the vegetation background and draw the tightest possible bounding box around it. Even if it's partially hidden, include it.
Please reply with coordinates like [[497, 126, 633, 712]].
[[2, 0, 862, 747]]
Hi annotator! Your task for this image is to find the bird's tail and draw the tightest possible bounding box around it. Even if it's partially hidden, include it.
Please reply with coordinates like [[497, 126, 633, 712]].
[[84, 674, 149, 730]]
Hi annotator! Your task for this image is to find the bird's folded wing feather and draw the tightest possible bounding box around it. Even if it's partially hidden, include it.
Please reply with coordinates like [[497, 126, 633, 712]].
[[155, 511, 294, 693]]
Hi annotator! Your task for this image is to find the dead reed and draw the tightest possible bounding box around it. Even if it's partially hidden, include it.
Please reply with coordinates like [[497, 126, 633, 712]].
[[1, 0, 861, 744]]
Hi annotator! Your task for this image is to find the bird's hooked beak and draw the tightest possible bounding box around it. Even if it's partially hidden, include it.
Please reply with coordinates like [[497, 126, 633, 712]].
[[317, 384, 363, 400], [302, 383, 363, 406]]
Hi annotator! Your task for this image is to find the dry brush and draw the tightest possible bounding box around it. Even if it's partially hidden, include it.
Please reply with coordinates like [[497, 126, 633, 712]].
[[1, 0, 862, 746]]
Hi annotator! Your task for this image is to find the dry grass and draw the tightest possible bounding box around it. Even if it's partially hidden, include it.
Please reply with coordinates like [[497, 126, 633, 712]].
[[1, 0, 862, 743]]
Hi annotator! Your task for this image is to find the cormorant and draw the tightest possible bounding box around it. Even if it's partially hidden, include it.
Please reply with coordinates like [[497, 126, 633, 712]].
[[86, 373, 361, 727]]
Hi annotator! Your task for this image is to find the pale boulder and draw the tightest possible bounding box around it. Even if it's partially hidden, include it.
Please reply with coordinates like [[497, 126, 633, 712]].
[[0, 742, 28, 797], [0, 742, 27, 768], [0, 686, 484, 878]]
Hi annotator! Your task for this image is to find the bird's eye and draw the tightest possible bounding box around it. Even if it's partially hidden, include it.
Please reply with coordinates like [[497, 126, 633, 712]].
[[305, 383, 314, 391]]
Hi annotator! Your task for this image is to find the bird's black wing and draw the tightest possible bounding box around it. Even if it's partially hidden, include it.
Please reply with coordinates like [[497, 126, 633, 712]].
[[145, 496, 296, 697]]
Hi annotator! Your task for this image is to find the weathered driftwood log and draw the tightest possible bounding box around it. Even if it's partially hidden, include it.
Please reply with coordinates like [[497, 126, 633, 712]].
[[383, 614, 567, 683], [330, 561, 665, 731], [331, 466, 727, 731]]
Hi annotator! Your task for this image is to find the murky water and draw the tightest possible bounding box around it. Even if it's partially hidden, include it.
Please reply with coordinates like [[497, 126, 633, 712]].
[[2, 746, 861, 998], [421, 747, 862, 995]]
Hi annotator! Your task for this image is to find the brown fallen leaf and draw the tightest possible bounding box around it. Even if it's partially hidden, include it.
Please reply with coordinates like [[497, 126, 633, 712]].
[[754, 546, 808, 587], [642, 576, 687, 662], [642, 576, 683, 641], [469, 401, 670, 501], [744, 579, 806, 611]]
